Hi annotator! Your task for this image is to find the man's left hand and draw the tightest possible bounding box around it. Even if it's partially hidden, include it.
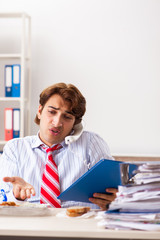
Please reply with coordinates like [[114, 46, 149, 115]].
[[89, 188, 117, 210]]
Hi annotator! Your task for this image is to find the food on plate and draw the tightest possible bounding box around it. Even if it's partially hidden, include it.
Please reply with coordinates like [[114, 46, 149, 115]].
[[66, 206, 90, 217], [0, 201, 17, 206]]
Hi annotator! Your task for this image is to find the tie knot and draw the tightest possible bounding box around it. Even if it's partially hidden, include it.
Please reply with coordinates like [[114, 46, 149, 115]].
[[41, 144, 62, 153]]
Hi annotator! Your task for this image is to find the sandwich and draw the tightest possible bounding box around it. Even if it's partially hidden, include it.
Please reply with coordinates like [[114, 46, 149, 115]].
[[66, 206, 90, 217]]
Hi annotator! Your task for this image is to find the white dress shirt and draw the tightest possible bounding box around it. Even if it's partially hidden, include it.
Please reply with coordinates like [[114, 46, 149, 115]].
[[0, 131, 114, 208]]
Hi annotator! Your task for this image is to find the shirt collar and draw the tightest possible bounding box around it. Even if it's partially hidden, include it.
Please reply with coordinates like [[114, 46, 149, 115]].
[[31, 131, 67, 149], [31, 132, 44, 149]]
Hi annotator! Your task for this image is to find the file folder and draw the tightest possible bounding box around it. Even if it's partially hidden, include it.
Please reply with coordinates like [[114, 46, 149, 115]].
[[12, 64, 21, 97], [5, 65, 12, 97], [13, 108, 20, 138], [58, 159, 138, 203], [4, 108, 13, 141]]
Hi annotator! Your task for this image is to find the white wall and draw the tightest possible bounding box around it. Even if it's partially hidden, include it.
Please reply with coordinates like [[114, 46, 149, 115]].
[[0, 0, 160, 156]]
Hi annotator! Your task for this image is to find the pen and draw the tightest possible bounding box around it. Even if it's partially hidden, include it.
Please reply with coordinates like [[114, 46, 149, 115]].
[[0, 189, 7, 202]]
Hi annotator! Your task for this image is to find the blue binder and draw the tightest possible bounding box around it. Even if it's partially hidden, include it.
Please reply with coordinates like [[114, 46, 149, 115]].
[[12, 64, 21, 97], [13, 108, 20, 138], [5, 65, 12, 97], [58, 159, 138, 203]]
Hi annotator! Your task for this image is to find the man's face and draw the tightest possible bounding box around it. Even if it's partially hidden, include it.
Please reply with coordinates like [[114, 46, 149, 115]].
[[37, 94, 76, 146]]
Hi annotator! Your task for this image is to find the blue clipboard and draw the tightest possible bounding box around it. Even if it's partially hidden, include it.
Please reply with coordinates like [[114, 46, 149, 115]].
[[58, 159, 137, 203]]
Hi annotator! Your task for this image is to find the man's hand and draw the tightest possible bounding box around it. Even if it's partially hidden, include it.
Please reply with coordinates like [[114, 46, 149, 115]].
[[89, 188, 117, 210], [3, 176, 36, 200]]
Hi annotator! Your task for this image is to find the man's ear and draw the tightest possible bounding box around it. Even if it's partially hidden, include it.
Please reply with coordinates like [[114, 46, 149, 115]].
[[74, 118, 82, 125], [37, 105, 43, 119]]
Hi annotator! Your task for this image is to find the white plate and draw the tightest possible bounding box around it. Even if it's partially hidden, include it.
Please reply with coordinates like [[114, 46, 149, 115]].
[[0, 203, 52, 216]]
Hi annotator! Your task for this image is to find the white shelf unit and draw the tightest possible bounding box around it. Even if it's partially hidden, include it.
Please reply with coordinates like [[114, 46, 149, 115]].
[[0, 12, 31, 148]]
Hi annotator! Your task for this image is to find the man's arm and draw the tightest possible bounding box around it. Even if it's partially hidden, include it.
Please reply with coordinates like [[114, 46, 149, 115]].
[[0, 140, 35, 201], [86, 133, 117, 209]]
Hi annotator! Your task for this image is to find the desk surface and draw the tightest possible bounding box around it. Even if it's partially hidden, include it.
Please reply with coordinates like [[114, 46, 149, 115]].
[[0, 209, 159, 239]]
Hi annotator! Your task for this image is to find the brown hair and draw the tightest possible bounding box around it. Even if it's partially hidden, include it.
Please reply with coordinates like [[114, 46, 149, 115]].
[[34, 82, 86, 125]]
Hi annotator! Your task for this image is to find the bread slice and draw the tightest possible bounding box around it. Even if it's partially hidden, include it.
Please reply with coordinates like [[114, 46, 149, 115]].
[[66, 206, 90, 217]]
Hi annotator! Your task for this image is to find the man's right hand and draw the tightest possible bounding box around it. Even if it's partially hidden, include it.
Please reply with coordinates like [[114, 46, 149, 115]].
[[3, 176, 36, 200]]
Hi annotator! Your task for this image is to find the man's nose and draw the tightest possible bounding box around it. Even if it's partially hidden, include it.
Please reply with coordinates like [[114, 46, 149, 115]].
[[52, 115, 62, 127]]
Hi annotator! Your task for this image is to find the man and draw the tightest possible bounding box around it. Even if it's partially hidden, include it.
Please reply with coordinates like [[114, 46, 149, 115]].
[[0, 83, 117, 209]]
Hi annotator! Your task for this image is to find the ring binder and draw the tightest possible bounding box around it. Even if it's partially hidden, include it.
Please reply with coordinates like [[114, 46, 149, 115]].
[[4, 108, 13, 141], [5, 65, 12, 97], [13, 108, 20, 138], [12, 64, 21, 97]]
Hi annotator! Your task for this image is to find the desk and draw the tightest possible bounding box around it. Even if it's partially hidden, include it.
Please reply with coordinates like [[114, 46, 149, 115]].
[[0, 209, 159, 240]]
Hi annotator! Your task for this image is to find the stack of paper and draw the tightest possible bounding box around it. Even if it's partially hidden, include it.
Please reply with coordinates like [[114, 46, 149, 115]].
[[97, 211, 160, 230], [97, 161, 160, 230]]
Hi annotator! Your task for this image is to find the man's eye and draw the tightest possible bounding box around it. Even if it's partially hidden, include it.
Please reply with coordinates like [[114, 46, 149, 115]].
[[64, 115, 72, 120], [48, 110, 56, 114]]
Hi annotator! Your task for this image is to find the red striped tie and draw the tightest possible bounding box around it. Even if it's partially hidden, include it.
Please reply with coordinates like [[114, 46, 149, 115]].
[[40, 144, 62, 208]]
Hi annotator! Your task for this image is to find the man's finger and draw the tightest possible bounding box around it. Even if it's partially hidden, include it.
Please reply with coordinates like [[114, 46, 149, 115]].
[[30, 188, 36, 196], [20, 189, 27, 200], [92, 192, 114, 201], [89, 197, 110, 209], [89, 197, 109, 205], [25, 188, 31, 198], [106, 188, 118, 194], [3, 177, 16, 183], [13, 185, 21, 199]]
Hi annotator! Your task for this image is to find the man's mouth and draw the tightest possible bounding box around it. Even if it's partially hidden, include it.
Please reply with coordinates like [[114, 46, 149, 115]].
[[50, 128, 60, 136]]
